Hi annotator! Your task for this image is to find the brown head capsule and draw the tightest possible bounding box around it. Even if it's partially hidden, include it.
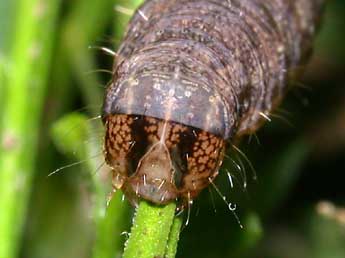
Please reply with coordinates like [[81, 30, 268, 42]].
[[104, 114, 225, 206], [103, 0, 324, 208]]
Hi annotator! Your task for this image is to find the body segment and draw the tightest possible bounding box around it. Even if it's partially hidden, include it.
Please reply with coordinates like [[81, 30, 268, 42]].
[[103, 0, 324, 207]]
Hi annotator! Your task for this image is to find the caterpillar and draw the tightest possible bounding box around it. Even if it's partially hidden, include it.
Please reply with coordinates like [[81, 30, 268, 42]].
[[102, 0, 324, 208]]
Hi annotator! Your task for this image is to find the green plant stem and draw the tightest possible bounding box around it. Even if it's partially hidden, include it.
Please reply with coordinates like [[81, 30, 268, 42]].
[[165, 216, 183, 258], [61, 0, 115, 112], [93, 191, 131, 258], [0, 0, 60, 257], [0, 60, 6, 129], [123, 201, 177, 258], [0, 1, 15, 120]]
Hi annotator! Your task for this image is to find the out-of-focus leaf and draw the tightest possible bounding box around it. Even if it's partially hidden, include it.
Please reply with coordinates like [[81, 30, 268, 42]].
[[309, 202, 345, 258], [230, 212, 263, 257], [114, 0, 144, 42], [51, 113, 132, 258], [50, 113, 91, 159], [254, 138, 311, 216], [314, 1, 345, 65]]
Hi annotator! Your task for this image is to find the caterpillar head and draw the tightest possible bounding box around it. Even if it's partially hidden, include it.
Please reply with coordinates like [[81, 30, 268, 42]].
[[103, 114, 225, 208]]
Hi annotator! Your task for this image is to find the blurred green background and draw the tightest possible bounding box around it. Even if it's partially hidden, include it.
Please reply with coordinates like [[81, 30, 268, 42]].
[[1, 0, 345, 258]]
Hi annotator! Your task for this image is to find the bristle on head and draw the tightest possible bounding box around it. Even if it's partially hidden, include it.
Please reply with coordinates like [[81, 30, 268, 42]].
[[104, 114, 225, 208]]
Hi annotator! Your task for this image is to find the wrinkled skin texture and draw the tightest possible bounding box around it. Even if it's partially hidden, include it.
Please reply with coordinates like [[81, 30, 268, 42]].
[[103, 0, 324, 207]]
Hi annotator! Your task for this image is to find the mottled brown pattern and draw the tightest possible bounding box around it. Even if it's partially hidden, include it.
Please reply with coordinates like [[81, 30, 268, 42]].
[[104, 114, 225, 207], [104, 115, 135, 189], [181, 130, 225, 200], [103, 0, 324, 207]]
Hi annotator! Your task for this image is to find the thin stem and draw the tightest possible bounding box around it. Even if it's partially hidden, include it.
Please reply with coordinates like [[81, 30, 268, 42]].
[[123, 201, 177, 258], [93, 191, 131, 258], [0, 1, 15, 121], [165, 216, 183, 258], [61, 0, 115, 113], [0, 0, 61, 257]]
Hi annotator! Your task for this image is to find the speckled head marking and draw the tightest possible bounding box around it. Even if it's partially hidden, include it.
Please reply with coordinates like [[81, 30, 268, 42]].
[[104, 114, 225, 207], [103, 0, 324, 208]]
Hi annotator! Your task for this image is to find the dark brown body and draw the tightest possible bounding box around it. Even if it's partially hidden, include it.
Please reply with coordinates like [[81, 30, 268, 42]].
[[103, 0, 324, 207]]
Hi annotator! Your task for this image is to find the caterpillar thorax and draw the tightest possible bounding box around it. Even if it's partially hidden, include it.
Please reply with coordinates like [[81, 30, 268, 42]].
[[102, 0, 324, 207]]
